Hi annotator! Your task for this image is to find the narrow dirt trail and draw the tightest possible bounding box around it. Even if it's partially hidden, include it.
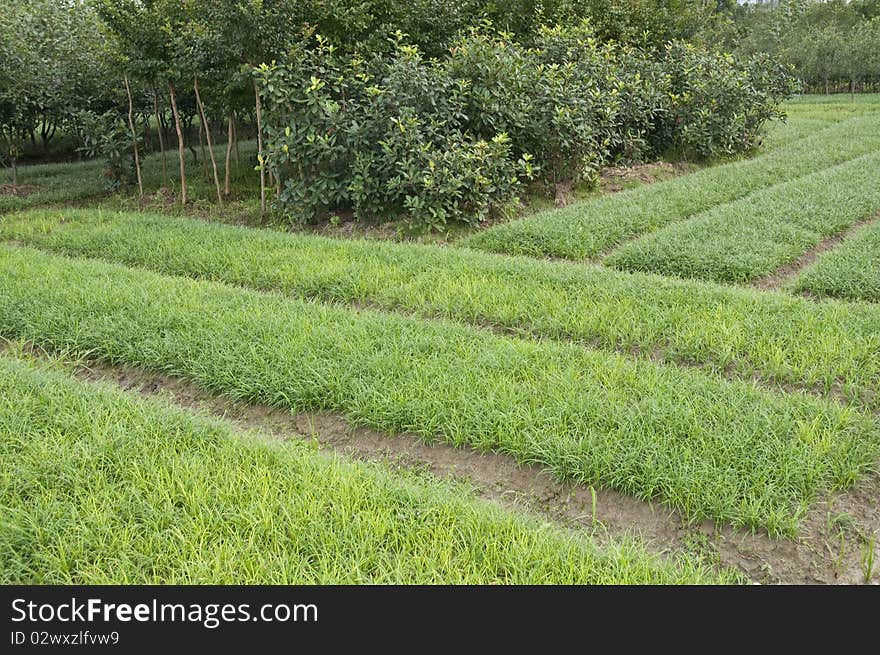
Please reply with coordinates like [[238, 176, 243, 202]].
[[752, 213, 880, 291], [66, 357, 879, 585]]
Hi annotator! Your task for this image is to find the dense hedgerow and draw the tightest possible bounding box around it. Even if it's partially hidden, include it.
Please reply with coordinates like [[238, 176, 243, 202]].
[[256, 24, 795, 229], [653, 43, 796, 157]]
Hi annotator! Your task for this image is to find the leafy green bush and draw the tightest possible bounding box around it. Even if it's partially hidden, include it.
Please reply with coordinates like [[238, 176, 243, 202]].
[[653, 42, 798, 158], [72, 110, 137, 190], [257, 25, 794, 229], [256, 35, 531, 228], [446, 25, 611, 189]]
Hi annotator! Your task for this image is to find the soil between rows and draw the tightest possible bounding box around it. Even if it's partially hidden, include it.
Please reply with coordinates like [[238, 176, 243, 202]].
[[752, 213, 880, 291], [60, 355, 879, 585]]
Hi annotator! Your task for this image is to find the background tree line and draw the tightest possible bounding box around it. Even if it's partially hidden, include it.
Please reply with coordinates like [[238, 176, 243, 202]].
[[715, 0, 880, 94], [3, 0, 852, 231], [0, 1, 742, 191]]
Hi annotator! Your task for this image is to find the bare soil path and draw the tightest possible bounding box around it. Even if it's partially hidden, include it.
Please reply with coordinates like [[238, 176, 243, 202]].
[[65, 356, 879, 585]]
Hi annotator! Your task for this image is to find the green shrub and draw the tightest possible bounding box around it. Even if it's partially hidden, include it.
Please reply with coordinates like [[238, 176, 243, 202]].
[[653, 42, 798, 158], [256, 34, 531, 229], [256, 26, 794, 230], [446, 25, 614, 188], [532, 23, 669, 165], [72, 109, 137, 190]]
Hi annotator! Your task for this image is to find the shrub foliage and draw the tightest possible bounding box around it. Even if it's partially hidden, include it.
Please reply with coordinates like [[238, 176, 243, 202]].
[[256, 24, 795, 229]]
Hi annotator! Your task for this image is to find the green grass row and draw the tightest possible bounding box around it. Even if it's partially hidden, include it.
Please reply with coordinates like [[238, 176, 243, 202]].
[[0, 140, 258, 214], [758, 95, 880, 150], [606, 148, 880, 284], [0, 158, 107, 213], [758, 98, 879, 150], [461, 111, 880, 260], [2, 244, 879, 536], [1, 352, 734, 584], [791, 217, 880, 303], [784, 93, 880, 106], [5, 208, 879, 408]]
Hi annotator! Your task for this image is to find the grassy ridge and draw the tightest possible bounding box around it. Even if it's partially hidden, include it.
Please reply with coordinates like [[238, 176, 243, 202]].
[[1, 353, 733, 584], [606, 149, 880, 283], [5, 208, 879, 408], [791, 217, 880, 303], [461, 112, 880, 260], [2, 244, 878, 535]]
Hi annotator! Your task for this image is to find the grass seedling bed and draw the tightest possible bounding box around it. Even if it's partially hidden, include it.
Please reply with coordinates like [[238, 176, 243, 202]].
[[461, 112, 880, 260], [6, 208, 879, 408], [606, 149, 880, 284], [2, 244, 878, 536], [1, 353, 734, 584], [791, 217, 880, 303]]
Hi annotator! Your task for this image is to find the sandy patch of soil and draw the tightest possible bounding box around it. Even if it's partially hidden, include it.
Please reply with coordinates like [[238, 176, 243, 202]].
[[0, 183, 40, 197]]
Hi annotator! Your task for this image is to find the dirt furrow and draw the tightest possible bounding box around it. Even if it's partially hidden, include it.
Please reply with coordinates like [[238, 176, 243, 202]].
[[752, 213, 880, 291], [65, 356, 879, 585]]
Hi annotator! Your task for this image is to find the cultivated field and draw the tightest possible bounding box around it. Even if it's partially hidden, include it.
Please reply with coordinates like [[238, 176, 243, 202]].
[[464, 97, 880, 273], [2, 96, 879, 585]]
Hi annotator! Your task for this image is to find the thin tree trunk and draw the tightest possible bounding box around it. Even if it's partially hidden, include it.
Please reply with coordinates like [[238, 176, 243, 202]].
[[194, 75, 223, 204], [123, 74, 144, 198], [168, 81, 187, 205], [197, 119, 208, 179], [253, 77, 266, 214], [152, 83, 168, 186], [5, 131, 16, 185], [9, 141, 16, 185], [40, 118, 52, 149], [224, 115, 233, 196], [232, 114, 240, 170]]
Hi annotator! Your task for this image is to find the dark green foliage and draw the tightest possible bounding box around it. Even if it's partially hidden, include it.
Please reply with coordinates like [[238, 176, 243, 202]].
[[72, 110, 136, 190], [256, 34, 533, 229], [719, 0, 880, 93], [257, 25, 794, 228], [653, 43, 798, 157]]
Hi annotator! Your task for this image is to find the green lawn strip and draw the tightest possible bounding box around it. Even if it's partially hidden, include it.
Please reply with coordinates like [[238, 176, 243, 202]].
[[2, 245, 879, 536], [757, 100, 880, 151], [757, 117, 836, 151], [460, 112, 880, 260], [0, 141, 259, 214], [606, 149, 880, 284], [790, 217, 880, 303], [0, 158, 107, 213], [784, 94, 880, 107], [5, 208, 880, 408], [1, 353, 734, 584]]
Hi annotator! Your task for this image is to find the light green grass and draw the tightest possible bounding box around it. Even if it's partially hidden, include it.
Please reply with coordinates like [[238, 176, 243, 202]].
[[791, 218, 880, 303], [0, 158, 107, 213], [0, 140, 258, 214], [784, 94, 880, 106], [606, 149, 880, 284], [759, 96, 880, 150], [1, 352, 735, 584], [461, 111, 880, 260], [5, 208, 879, 408], [2, 244, 879, 536]]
